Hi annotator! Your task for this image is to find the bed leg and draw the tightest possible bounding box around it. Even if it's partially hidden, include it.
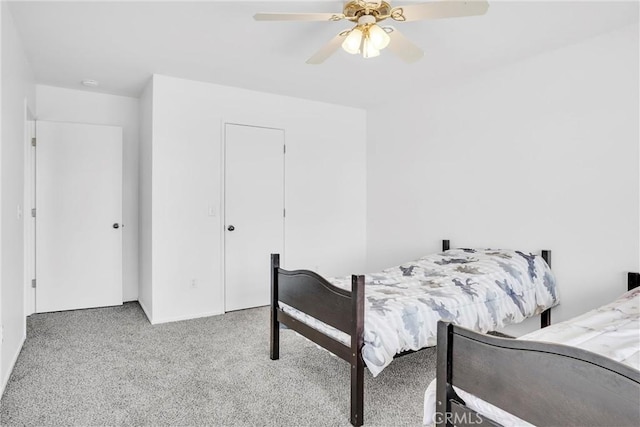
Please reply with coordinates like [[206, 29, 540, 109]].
[[436, 321, 453, 427], [350, 351, 364, 426], [350, 275, 365, 427], [540, 308, 551, 328], [540, 250, 552, 329], [270, 254, 280, 361]]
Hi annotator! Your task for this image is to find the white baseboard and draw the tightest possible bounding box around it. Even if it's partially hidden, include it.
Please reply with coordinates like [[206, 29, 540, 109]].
[[0, 334, 26, 398], [134, 299, 222, 325], [150, 310, 223, 325]]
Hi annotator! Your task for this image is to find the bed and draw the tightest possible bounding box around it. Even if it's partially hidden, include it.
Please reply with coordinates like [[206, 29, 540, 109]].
[[270, 240, 559, 426], [428, 272, 640, 426]]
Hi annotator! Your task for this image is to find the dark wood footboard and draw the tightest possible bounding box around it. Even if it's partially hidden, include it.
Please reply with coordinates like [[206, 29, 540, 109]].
[[436, 321, 640, 427], [270, 253, 365, 426]]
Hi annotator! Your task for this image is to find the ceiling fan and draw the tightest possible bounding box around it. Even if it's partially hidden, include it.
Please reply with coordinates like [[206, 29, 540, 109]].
[[254, 0, 490, 64]]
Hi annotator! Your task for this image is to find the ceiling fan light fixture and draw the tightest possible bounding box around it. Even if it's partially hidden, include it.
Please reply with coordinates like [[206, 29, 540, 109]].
[[361, 37, 380, 58], [341, 22, 388, 58], [342, 27, 363, 54], [368, 24, 390, 50]]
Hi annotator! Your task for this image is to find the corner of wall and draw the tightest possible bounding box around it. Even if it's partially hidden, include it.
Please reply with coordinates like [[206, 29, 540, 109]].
[[0, 334, 25, 397], [1, 0, 36, 395], [137, 77, 153, 324], [137, 297, 153, 325]]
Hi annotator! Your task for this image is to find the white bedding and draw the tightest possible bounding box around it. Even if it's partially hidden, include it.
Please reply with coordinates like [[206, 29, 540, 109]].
[[281, 248, 558, 377], [423, 287, 640, 426]]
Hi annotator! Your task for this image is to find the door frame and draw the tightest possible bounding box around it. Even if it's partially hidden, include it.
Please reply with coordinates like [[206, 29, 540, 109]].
[[24, 107, 36, 316], [220, 120, 286, 313]]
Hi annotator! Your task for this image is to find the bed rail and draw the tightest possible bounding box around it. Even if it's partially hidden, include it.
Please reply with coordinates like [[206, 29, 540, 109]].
[[436, 321, 640, 426]]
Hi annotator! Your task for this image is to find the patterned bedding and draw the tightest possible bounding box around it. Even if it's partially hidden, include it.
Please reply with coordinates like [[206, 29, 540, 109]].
[[423, 287, 640, 426], [280, 248, 559, 377]]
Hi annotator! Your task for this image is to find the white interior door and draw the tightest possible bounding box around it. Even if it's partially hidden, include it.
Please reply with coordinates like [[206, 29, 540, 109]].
[[224, 124, 284, 312], [36, 121, 123, 313]]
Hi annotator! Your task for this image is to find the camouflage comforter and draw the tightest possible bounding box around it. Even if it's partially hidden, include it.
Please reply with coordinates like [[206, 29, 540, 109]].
[[281, 248, 559, 376]]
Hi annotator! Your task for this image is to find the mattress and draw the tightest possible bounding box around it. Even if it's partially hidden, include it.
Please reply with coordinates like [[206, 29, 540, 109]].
[[280, 248, 559, 377], [423, 286, 640, 426]]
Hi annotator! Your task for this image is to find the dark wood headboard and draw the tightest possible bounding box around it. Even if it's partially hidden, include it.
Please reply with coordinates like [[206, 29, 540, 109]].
[[629, 272, 640, 291], [437, 322, 640, 427]]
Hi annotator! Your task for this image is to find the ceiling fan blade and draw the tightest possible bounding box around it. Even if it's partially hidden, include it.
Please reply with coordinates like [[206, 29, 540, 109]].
[[385, 27, 424, 63], [390, 0, 489, 22], [254, 12, 345, 22], [306, 31, 350, 65]]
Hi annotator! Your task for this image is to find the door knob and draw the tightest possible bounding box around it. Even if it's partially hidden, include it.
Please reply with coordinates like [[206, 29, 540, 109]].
[[113, 223, 120, 229], [227, 225, 235, 231]]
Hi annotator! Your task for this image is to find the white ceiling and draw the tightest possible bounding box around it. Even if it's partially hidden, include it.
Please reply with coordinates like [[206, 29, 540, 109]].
[[8, 0, 639, 108]]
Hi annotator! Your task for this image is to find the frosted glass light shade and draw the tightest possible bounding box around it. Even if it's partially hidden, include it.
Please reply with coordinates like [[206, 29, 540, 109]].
[[368, 24, 390, 50], [342, 28, 363, 54], [361, 38, 380, 58]]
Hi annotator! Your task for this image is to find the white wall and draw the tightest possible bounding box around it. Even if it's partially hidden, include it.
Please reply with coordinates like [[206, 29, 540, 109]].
[[35, 85, 139, 302], [367, 23, 639, 335], [1, 1, 36, 394], [141, 74, 367, 324], [1, 0, 4, 395], [138, 80, 153, 319]]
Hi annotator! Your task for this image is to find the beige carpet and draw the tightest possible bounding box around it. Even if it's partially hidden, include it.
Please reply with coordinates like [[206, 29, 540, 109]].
[[0, 302, 435, 426]]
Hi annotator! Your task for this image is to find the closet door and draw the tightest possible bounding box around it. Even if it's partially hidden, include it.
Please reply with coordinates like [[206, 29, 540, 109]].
[[224, 124, 284, 311], [36, 121, 123, 313]]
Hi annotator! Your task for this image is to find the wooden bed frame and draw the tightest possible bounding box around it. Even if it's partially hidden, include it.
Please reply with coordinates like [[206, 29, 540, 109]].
[[435, 272, 640, 427], [270, 240, 554, 426]]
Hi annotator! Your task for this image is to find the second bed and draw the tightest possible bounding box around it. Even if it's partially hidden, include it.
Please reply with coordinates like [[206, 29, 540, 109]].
[[425, 273, 640, 426]]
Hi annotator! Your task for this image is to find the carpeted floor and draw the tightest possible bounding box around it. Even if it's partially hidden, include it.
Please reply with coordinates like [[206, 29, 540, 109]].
[[0, 302, 435, 426]]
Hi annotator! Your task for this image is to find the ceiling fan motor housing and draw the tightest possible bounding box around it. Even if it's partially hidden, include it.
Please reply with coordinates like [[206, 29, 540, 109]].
[[344, 1, 392, 21]]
